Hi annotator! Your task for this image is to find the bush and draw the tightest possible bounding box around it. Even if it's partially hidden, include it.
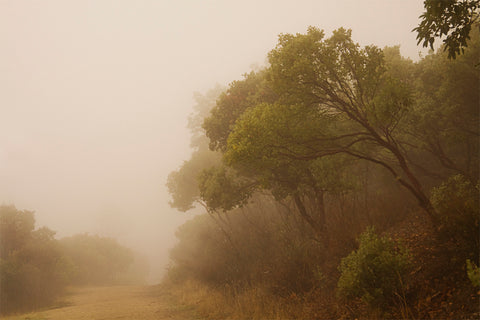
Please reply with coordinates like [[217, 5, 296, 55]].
[[431, 175, 479, 262], [337, 227, 411, 309], [60, 234, 142, 285], [0, 205, 147, 315], [0, 206, 69, 314], [466, 259, 480, 287]]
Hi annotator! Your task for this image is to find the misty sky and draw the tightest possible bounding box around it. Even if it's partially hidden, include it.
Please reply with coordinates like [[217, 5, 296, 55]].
[[0, 0, 427, 282]]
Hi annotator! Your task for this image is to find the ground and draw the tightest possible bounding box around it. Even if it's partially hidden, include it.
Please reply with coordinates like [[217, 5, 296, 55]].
[[0, 285, 201, 320]]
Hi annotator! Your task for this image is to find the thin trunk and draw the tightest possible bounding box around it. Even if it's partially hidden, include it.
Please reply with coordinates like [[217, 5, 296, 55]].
[[293, 193, 320, 234], [359, 117, 440, 228], [317, 190, 326, 230], [391, 147, 439, 227], [293, 193, 329, 244]]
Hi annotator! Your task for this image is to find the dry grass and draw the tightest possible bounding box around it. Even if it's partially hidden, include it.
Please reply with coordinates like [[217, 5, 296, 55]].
[[0, 281, 330, 320], [165, 279, 332, 320]]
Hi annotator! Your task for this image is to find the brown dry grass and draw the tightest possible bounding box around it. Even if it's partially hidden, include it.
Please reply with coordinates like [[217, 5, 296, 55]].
[[0, 285, 200, 320], [165, 279, 334, 320]]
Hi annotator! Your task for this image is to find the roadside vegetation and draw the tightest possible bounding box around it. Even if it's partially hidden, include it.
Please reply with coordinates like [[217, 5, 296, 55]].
[[165, 5, 480, 318], [2, 2, 478, 319], [0, 205, 148, 315]]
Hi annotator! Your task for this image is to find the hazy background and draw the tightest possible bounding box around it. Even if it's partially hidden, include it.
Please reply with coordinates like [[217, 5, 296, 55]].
[[0, 0, 428, 283]]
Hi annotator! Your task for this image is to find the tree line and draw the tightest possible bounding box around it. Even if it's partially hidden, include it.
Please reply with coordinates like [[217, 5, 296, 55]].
[[166, 21, 479, 319], [0, 205, 148, 315]]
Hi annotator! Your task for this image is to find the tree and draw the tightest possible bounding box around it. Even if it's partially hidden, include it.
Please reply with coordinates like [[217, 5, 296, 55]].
[[0, 206, 34, 259], [167, 87, 224, 212], [232, 27, 440, 225], [60, 234, 136, 285], [223, 101, 351, 237], [197, 165, 256, 212], [0, 206, 68, 314], [167, 148, 222, 211], [410, 29, 479, 182], [414, 0, 480, 59], [188, 85, 225, 150], [203, 71, 277, 152], [199, 69, 353, 239]]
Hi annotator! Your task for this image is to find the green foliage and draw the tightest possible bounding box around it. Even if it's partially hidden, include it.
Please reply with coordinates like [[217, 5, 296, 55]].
[[431, 175, 479, 261], [167, 87, 223, 212], [264, 27, 445, 225], [268, 27, 386, 112], [187, 27, 479, 236], [414, 0, 479, 59], [411, 31, 479, 180], [167, 148, 221, 211], [189, 85, 225, 149], [466, 259, 480, 287], [198, 165, 256, 211], [168, 23, 480, 318], [203, 71, 276, 152], [224, 100, 351, 230], [337, 227, 411, 309], [225, 102, 332, 173]]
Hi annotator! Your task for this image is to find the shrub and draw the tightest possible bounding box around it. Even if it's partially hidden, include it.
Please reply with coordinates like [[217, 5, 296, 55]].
[[431, 175, 479, 262], [0, 206, 69, 314], [466, 259, 480, 287], [0, 205, 146, 315], [60, 234, 140, 285], [337, 227, 411, 309]]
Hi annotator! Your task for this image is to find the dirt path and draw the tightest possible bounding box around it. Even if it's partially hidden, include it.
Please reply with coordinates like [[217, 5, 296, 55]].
[[1, 285, 200, 320]]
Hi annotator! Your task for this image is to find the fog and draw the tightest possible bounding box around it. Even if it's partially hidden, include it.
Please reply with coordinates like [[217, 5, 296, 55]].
[[0, 0, 427, 283]]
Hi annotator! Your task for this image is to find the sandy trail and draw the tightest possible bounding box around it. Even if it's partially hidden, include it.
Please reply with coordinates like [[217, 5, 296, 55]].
[[1, 285, 197, 320]]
